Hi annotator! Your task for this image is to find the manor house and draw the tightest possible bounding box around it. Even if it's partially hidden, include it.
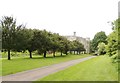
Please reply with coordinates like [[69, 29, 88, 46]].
[[65, 32, 90, 53]]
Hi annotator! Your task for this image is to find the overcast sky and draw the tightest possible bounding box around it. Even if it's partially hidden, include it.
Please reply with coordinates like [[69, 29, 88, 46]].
[[0, 0, 119, 39]]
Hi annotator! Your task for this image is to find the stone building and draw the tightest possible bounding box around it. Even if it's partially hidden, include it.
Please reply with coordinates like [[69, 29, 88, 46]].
[[65, 32, 90, 53]]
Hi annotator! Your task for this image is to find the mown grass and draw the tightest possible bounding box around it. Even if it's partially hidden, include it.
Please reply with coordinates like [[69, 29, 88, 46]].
[[0, 59, 2, 76], [1, 53, 91, 76], [118, 61, 120, 82], [39, 55, 118, 81], [0, 52, 2, 76]]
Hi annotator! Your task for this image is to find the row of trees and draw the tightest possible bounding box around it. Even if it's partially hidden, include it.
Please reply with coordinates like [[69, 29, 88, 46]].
[[1, 16, 85, 60], [91, 18, 120, 61]]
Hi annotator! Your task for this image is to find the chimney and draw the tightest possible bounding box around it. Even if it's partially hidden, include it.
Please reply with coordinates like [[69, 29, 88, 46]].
[[73, 32, 76, 36]]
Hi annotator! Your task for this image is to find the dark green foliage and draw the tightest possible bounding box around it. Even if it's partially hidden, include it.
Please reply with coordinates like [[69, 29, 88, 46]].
[[1, 16, 25, 60], [72, 40, 85, 54], [58, 36, 66, 56], [36, 30, 52, 58], [117, 18, 120, 59], [106, 18, 119, 60], [50, 33, 61, 57], [25, 29, 36, 58], [1, 16, 87, 60], [91, 31, 107, 52]]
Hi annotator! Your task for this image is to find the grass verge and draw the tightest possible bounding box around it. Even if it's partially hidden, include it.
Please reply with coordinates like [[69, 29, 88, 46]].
[[2, 54, 90, 76], [38, 55, 118, 81]]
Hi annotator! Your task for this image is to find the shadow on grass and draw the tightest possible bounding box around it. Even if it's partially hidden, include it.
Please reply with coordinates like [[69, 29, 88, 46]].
[[2, 54, 84, 60], [24, 55, 67, 60]]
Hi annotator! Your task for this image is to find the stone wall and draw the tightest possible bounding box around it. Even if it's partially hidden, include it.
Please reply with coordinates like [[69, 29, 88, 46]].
[[65, 33, 90, 53]]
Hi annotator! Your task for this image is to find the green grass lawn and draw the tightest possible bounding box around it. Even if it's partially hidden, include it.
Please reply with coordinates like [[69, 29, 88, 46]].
[[0, 59, 2, 76], [118, 61, 120, 82], [39, 55, 118, 81], [2, 53, 91, 76]]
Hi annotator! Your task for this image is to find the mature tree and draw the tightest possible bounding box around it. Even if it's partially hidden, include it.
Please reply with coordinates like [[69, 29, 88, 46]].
[[58, 36, 65, 56], [97, 42, 106, 55], [106, 30, 117, 56], [72, 40, 85, 55], [78, 43, 86, 54], [13, 26, 30, 52], [31, 30, 51, 58], [50, 33, 60, 57], [114, 18, 120, 59], [68, 41, 75, 54], [72, 40, 78, 54], [63, 38, 71, 55], [40, 30, 52, 58], [91, 31, 107, 52], [106, 18, 119, 58], [58, 36, 70, 56], [118, 18, 120, 59], [25, 29, 36, 58], [1, 16, 25, 60], [30, 30, 46, 58]]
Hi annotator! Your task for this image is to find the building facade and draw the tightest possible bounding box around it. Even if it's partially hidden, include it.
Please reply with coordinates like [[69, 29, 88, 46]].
[[65, 32, 90, 53]]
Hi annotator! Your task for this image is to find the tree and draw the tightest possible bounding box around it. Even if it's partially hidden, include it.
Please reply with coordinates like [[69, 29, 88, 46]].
[[30, 30, 46, 58], [50, 33, 60, 57], [25, 29, 36, 58], [72, 40, 85, 55], [40, 30, 52, 58], [97, 42, 106, 55], [106, 18, 119, 59], [1, 16, 25, 60], [58, 36, 69, 56], [31, 30, 51, 58], [13, 26, 29, 52], [68, 41, 74, 54], [62, 38, 70, 55], [58, 36, 65, 56], [91, 31, 107, 52], [118, 18, 120, 59], [106, 30, 117, 56]]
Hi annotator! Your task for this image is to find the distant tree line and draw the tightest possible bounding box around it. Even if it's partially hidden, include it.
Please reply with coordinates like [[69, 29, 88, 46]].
[[0, 16, 85, 60]]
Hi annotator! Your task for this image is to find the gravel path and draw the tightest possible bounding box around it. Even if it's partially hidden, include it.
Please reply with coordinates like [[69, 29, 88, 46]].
[[1, 56, 96, 81]]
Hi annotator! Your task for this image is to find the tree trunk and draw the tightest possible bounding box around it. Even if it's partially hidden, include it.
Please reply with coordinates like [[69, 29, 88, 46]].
[[74, 51, 75, 55], [70, 50, 72, 54], [29, 51, 32, 58], [44, 51, 46, 58], [77, 51, 79, 55], [61, 50, 62, 56], [53, 51, 55, 57], [8, 49, 10, 60], [65, 50, 68, 55]]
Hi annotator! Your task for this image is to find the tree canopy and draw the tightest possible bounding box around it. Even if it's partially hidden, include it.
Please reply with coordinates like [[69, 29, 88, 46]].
[[97, 42, 106, 55], [1, 16, 25, 60], [106, 18, 119, 59], [91, 31, 107, 52], [1, 16, 86, 60]]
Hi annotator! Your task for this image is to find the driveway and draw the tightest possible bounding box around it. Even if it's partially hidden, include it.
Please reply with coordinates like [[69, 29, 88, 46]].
[[1, 56, 96, 81]]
